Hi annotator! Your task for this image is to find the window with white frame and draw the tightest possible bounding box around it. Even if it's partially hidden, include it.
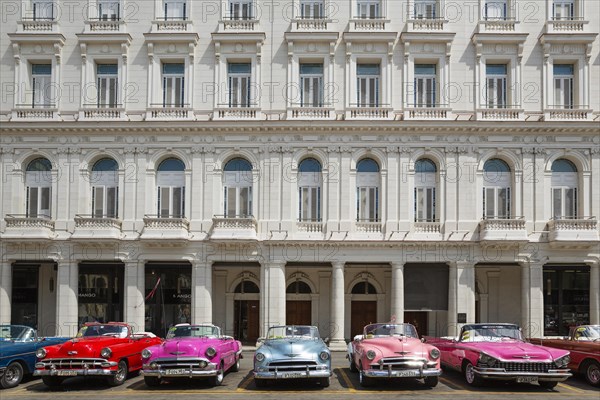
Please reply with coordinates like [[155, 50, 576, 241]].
[[553, 64, 574, 109], [228, 63, 252, 107], [163, 0, 186, 20], [414, 64, 437, 107], [298, 158, 322, 222], [91, 158, 119, 218], [553, 0, 574, 20], [32, 0, 55, 20], [96, 64, 118, 108], [356, 158, 380, 222], [484, 0, 507, 20], [356, 0, 381, 18], [98, 0, 120, 20], [223, 158, 253, 218], [414, 159, 437, 222], [157, 158, 185, 218], [414, 0, 438, 19], [356, 63, 380, 107], [31, 64, 52, 108], [485, 64, 508, 108], [300, 0, 324, 18], [162, 63, 185, 107], [25, 158, 52, 218], [551, 159, 578, 219], [300, 63, 324, 107], [483, 159, 511, 219], [228, 0, 253, 19]]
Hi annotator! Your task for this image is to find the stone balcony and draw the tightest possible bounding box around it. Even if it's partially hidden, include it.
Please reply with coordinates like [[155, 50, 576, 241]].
[[411, 221, 443, 241], [407, 17, 447, 32], [146, 106, 193, 121], [346, 106, 394, 120], [71, 215, 122, 240], [287, 106, 335, 120], [17, 19, 58, 32], [477, 107, 524, 121], [214, 106, 262, 120], [85, 19, 125, 33], [479, 218, 528, 242], [544, 107, 592, 121], [11, 106, 59, 121], [478, 18, 519, 33], [548, 218, 599, 248], [141, 216, 190, 242], [545, 18, 589, 34], [210, 216, 258, 241], [296, 220, 325, 240], [350, 18, 390, 31], [219, 18, 260, 32], [291, 18, 331, 31], [152, 19, 193, 32], [3, 215, 56, 240], [80, 106, 126, 121], [404, 106, 451, 120]]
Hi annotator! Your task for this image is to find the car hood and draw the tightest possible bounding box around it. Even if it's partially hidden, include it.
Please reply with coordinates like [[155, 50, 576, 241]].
[[459, 341, 568, 361], [51, 337, 128, 358], [361, 337, 428, 358], [150, 338, 220, 359], [260, 338, 326, 360]]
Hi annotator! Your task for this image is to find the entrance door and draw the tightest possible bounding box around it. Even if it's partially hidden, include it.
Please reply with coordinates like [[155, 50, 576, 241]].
[[351, 301, 377, 338], [234, 300, 260, 343], [11, 265, 39, 329], [78, 264, 124, 326], [286, 301, 311, 325], [405, 311, 428, 337]]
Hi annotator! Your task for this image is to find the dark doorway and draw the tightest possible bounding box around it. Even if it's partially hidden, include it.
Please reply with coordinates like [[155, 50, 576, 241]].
[[234, 300, 259, 343], [351, 301, 377, 338], [11, 265, 39, 329], [78, 263, 124, 327], [404, 311, 428, 337], [286, 301, 311, 326]]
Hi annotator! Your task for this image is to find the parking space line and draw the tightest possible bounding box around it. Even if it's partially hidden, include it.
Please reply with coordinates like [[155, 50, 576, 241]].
[[336, 368, 357, 392], [557, 383, 585, 393], [236, 374, 253, 391]]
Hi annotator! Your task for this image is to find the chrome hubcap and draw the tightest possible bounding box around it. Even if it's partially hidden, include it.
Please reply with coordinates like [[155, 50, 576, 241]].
[[589, 364, 600, 383], [116, 364, 126, 381], [217, 368, 223, 383], [466, 365, 474, 383], [6, 366, 19, 383]]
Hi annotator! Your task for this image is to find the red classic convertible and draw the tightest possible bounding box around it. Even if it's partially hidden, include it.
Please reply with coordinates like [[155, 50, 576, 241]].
[[34, 322, 162, 387]]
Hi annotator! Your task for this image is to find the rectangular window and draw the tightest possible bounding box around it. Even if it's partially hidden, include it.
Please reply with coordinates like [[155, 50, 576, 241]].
[[92, 186, 118, 218], [357, 64, 380, 107], [229, 0, 253, 19], [356, 0, 381, 18], [486, 64, 508, 108], [158, 186, 184, 218], [357, 187, 379, 222], [484, 0, 507, 20], [299, 187, 321, 221], [98, 0, 120, 20], [31, 64, 52, 108], [414, 64, 437, 107], [26, 186, 51, 218], [164, 0, 186, 20], [228, 63, 252, 107], [32, 0, 55, 20], [552, 187, 577, 219], [414, 0, 437, 19], [415, 187, 436, 222], [300, 0, 324, 18], [97, 64, 118, 107], [224, 186, 252, 217], [162, 63, 185, 107], [543, 266, 590, 336], [554, 64, 574, 109], [300, 63, 324, 107], [553, 0, 574, 20], [483, 187, 510, 219]]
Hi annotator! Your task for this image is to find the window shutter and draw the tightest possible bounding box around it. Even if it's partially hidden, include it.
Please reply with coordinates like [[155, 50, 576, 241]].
[[298, 187, 302, 221], [432, 187, 436, 221], [224, 186, 228, 216], [91, 186, 96, 217], [157, 186, 161, 216], [506, 187, 511, 218], [317, 186, 321, 221], [482, 187, 486, 219]]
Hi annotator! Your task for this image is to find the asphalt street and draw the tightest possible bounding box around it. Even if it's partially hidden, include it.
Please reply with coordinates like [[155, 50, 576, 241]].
[[2, 352, 598, 400]]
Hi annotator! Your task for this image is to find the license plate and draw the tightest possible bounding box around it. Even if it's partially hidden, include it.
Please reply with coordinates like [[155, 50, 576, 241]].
[[57, 370, 78, 376], [516, 376, 538, 383], [279, 372, 305, 379], [165, 369, 187, 375], [395, 370, 419, 377]]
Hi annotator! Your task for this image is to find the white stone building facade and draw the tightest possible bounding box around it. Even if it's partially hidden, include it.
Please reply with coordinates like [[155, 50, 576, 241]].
[[0, 0, 599, 348]]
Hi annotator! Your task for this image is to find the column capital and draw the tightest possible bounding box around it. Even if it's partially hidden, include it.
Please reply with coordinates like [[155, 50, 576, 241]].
[[331, 261, 345, 269], [262, 260, 286, 268], [390, 262, 405, 270], [585, 259, 600, 268], [448, 260, 474, 269]]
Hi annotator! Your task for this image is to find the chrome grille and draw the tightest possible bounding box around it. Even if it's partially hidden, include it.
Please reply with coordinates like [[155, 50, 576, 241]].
[[372, 357, 427, 370], [39, 358, 107, 369], [154, 358, 208, 369], [267, 361, 319, 372], [494, 362, 554, 373]]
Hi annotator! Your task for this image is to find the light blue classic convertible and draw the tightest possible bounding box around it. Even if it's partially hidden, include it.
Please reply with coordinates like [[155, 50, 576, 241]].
[[253, 325, 331, 388], [0, 325, 70, 389]]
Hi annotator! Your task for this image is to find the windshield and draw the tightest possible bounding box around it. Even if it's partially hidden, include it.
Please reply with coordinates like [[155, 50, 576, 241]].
[[167, 325, 220, 339], [0, 325, 35, 342], [573, 325, 600, 341], [363, 323, 418, 339], [77, 325, 129, 338], [460, 325, 523, 342], [266, 326, 318, 340]]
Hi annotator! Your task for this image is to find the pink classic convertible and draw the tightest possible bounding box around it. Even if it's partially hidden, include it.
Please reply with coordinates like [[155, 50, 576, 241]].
[[141, 324, 242, 387], [425, 323, 572, 389]]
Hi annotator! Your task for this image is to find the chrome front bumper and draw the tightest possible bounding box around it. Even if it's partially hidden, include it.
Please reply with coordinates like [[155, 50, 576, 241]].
[[254, 369, 331, 380], [363, 368, 442, 378], [34, 367, 118, 377], [474, 367, 572, 382], [142, 363, 219, 379]]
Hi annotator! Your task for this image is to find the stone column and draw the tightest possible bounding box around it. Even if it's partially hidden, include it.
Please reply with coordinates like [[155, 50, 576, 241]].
[[123, 260, 145, 333], [390, 262, 405, 323], [329, 261, 346, 350], [589, 261, 600, 325], [192, 261, 212, 325], [260, 261, 286, 337], [448, 261, 475, 336], [521, 261, 545, 338], [520, 262, 531, 335], [0, 261, 11, 325], [447, 262, 457, 336], [55, 260, 79, 337]]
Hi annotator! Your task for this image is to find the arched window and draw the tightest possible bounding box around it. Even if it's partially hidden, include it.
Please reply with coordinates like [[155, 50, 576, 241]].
[[483, 159, 511, 219], [286, 281, 312, 294], [234, 280, 260, 294], [551, 159, 578, 219], [223, 158, 253, 218], [25, 158, 52, 218], [351, 281, 377, 295], [356, 158, 380, 222], [157, 158, 185, 218], [414, 159, 437, 222], [91, 158, 118, 218], [298, 158, 322, 222]]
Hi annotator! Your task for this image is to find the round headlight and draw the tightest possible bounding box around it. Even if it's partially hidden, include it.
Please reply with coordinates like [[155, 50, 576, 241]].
[[366, 350, 376, 360], [199, 360, 208, 368], [429, 348, 440, 360], [142, 348, 152, 359], [150, 362, 158, 370], [36, 348, 47, 359], [319, 351, 330, 361], [100, 347, 112, 359], [555, 355, 570, 369], [206, 347, 217, 358], [255, 353, 265, 362], [478, 353, 497, 367]]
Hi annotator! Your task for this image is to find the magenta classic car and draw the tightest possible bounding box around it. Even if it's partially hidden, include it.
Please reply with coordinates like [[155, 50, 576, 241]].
[[347, 323, 442, 387], [425, 323, 572, 389], [141, 324, 242, 387]]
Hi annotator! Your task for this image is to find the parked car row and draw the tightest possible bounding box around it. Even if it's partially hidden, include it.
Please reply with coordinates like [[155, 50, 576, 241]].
[[1, 322, 598, 390]]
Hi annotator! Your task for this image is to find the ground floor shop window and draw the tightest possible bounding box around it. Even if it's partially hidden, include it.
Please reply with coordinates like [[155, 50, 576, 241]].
[[11, 265, 39, 329], [544, 266, 590, 336], [78, 263, 124, 326]]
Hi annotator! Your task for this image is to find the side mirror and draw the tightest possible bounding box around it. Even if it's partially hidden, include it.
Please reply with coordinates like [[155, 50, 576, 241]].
[[324, 337, 330, 343], [421, 338, 425, 343], [256, 338, 265, 345]]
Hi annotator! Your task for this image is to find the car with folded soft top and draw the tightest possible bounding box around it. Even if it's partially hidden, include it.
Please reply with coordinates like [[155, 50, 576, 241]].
[[0, 325, 70, 389], [425, 323, 572, 389], [141, 323, 242, 387], [253, 325, 331, 387], [34, 322, 162, 387], [347, 323, 442, 387]]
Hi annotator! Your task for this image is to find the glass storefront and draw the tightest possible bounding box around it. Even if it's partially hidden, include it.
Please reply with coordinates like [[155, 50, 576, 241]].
[[11, 265, 39, 329], [144, 263, 191, 337], [78, 263, 124, 326], [544, 266, 590, 336]]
